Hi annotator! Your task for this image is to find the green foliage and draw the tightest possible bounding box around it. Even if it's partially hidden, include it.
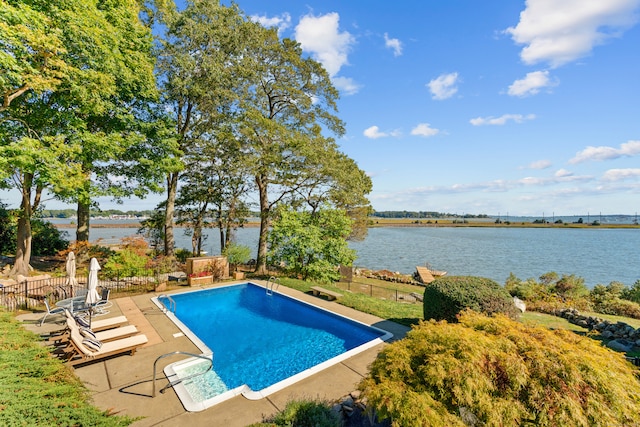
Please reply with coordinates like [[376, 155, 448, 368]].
[[0, 202, 16, 254], [621, 280, 640, 303], [268, 206, 356, 283], [508, 272, 640, 319], [423, 276, 518, 322], [0, 310, 133, 426], [175, 248, 191, 263], [31, 218, 69, 255], [505, 272, 592, 312], [361, 311, 640, 427], [263, 399, 339, 427], [223, 243, 251, 267], [102, 237, 151, 278]]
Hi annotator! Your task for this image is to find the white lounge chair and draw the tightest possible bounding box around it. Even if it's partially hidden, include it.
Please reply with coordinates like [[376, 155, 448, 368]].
[[64, 317, 139, 342], [39, 297, 66, 326], [64, 309, 128, 332], [65, 322, 148, 366]]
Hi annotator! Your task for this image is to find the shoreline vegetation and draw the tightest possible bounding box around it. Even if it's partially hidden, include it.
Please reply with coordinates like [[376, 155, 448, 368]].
[[51, 217, 640, 229]]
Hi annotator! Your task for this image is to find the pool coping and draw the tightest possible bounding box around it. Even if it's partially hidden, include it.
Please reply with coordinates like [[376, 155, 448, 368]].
[[152, 282, 393, 412], [19, 280, 411, 426]]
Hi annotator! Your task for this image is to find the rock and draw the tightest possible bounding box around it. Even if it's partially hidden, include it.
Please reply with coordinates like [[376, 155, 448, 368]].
[[513, 296, 526, 313], [607, 339, 634, 352], [601, 330, 614, 339]]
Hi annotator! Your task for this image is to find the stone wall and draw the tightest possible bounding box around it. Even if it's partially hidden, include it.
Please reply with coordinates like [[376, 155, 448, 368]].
[[556, 308, 640, 351]]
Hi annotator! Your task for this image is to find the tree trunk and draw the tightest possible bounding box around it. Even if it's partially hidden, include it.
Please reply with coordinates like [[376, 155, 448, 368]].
[[255, 175, 269, 274], [76, 201, 90, 242], [10, 175, 34, 277], [164, 171, 178, 257]]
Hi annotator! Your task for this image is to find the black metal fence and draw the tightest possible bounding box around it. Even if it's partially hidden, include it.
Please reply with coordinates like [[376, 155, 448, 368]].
[[334, 279, 423, 303], [0, 268, 185, 311]]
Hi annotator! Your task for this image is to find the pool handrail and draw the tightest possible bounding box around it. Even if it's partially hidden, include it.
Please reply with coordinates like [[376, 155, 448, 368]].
[[158, 294, 176, 313], [266, 277, 280, 296], [153, 351, 214, 397]]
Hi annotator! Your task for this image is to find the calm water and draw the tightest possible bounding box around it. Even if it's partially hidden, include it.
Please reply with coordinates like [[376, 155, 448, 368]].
[[52, 220, 640, 287], [159, 283, 383, 392]]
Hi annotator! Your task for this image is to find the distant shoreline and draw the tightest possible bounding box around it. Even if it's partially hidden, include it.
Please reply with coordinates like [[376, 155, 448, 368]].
[[52, 219, 640, 229]]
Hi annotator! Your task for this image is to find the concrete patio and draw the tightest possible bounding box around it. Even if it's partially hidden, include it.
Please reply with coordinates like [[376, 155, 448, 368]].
[[19, 281, 410, 427]]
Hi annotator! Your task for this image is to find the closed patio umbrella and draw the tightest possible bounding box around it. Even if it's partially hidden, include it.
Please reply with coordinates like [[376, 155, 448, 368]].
[[64, 251, 78, 295], [85, 258, 101, 325]]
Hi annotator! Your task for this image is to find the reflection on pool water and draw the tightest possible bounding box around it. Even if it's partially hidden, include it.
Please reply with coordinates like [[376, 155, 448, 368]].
[[154, 282, 392, 412]]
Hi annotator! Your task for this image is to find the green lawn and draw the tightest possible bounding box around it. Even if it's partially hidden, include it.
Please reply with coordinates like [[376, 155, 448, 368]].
[[0, 310, 135, 426], [4, 275, 640, 426]]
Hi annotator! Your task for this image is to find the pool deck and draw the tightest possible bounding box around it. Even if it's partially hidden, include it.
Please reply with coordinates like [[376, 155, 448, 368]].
[[19, 281, 410, 427]]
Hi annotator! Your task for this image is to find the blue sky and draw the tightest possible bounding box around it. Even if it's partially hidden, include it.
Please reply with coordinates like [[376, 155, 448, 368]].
[[240, 0, 640, 216], [3, 0, 639, 216]]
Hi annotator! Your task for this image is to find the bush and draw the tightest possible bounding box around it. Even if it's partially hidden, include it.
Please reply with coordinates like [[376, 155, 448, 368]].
[[423, 276, 518, 322], [360, 311, 640, 427], [102, 237, 152, 278], [252, 399, 339, 427], [222, 243, 251, 270], [31, 218, 69, 255]]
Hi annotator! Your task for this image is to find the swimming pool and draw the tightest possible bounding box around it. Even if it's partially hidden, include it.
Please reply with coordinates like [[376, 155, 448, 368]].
[[153, 282, 392, 411]]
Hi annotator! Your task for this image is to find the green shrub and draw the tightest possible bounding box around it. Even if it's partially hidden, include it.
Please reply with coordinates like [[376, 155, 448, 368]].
[[31, 218, 70, 255], [423, 275, 518, 322], [102, 237, 152, 278], [175, 248, 191, 263], [595, 298, 640, 319], [361, 311, 640, 427], [260, 399, 339, 427], [222, 243, 251, 269]]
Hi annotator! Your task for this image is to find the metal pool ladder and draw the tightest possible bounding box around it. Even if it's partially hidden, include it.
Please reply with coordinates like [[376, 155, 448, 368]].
[[158, 294, 176, 313], [266, 276, 280, 296], [152, 351, 214, 397]]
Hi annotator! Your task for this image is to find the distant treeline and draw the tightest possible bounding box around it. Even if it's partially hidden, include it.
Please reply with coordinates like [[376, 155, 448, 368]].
[[40, 209, 157, 218], [371, 211, 490, 219], [41, 209, 493, 220]]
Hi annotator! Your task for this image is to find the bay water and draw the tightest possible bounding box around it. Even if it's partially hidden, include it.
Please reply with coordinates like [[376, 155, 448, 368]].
[[55, 220, 640, 287]]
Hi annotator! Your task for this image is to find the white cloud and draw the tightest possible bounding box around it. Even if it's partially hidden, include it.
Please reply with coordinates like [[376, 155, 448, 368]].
[[427, 72, 459, 100], [332, 76, 361, 95], [555, 168, 573, 177], [294, 12, 354, 77], [521, 159, 552, 170], [602, 168, 640, 181], [363, 126, 387, 139], [470, 113, 536, 126], [363, 125, 401, 139], [505, 0, 640, 67], [251, 13, 291, 33], [570, 140, 640, 163], [411, 123, 439, 137], [507, 70, 555, 97], [384, 33, 403, 56]]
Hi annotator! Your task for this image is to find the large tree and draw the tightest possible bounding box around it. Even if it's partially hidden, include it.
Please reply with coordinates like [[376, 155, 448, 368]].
[[237, 29, 366, 273], [154, 0, 255, 257], [0, 0, 171, 275]]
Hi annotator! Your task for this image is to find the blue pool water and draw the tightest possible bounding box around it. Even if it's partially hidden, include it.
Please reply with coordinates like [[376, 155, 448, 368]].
[[156, 283, 390, 409]]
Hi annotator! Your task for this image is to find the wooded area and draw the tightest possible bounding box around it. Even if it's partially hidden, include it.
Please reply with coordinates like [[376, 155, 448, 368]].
[[0, 0, 371, 276]]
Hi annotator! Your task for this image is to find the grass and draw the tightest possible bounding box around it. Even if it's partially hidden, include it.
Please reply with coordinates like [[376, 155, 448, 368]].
[[4, 273, 639, 425], [0, 310, 135, 426], [276, 277, 423, 327]]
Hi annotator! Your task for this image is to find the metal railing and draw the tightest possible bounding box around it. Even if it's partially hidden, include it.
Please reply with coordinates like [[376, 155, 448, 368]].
[[157, 294, 176, 313], [335, 280, 424, 303], [152, 351, 214, 397], [266, 276, 280, 295], [0, 267, 186, 311]]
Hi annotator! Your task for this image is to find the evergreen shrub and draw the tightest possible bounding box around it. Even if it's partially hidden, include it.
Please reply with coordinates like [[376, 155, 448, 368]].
[[361, 311, 640, 426], [423, 275, 518, 322]]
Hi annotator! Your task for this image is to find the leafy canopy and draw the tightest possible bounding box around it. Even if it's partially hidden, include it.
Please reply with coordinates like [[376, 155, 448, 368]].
[[268, 205, 356, 283]]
